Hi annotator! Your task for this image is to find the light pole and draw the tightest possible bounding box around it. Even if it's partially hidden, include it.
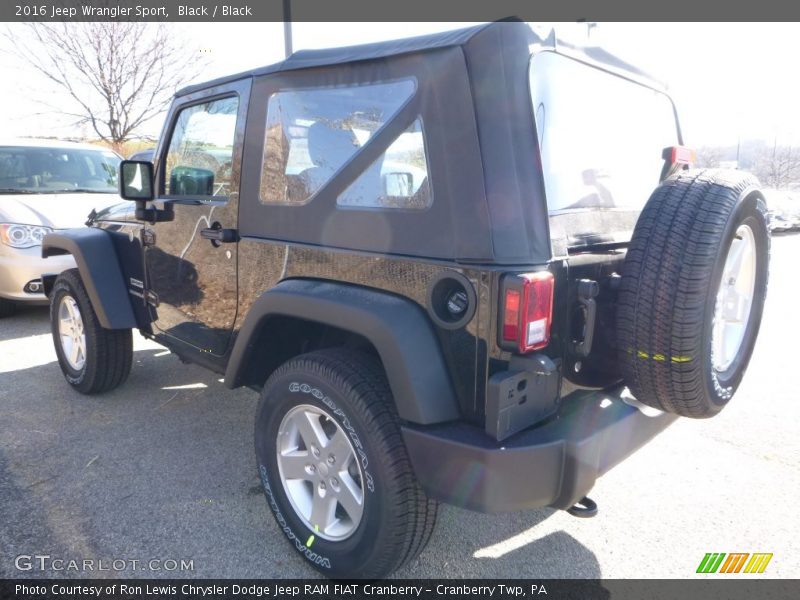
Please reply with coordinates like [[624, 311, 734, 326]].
[[283, 0, 293, 58], [736, 136, 741, 168]]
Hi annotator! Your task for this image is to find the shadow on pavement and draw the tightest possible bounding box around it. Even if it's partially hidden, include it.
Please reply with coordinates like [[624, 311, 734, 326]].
[[0, 305, 51, 343], [1, 316, 604, 579], [402, 508, 604, 579]]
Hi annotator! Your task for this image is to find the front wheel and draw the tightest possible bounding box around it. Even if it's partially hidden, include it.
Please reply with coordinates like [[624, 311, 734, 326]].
[[254, 349, 437, 578], [50, 268, 133, 394]]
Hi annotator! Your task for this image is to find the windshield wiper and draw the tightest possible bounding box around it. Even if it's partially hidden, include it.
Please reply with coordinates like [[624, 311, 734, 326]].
[[0, 188, 39, 194]]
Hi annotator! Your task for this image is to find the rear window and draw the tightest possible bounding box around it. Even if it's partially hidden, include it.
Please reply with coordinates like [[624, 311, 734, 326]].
[[259, 80, 416, 206], [529, 52, 678, 247]]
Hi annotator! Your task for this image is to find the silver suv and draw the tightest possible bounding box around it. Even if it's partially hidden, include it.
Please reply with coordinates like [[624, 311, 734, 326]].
[[0, 139, 121, 317]]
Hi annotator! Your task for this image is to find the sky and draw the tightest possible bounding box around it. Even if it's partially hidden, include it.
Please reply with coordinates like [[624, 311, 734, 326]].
[[1, 22, 799, 147]]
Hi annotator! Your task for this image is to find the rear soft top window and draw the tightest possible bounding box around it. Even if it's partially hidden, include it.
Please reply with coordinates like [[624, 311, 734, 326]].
[[529, 51, 679, 248], [258, 79, 416, 206]]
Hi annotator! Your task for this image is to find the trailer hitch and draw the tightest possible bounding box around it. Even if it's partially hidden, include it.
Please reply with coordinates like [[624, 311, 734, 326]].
[[566, 496, 598, 518]]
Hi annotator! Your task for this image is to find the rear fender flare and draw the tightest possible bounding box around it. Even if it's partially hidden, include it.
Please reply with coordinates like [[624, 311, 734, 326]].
[[225, 279, 461, 425]]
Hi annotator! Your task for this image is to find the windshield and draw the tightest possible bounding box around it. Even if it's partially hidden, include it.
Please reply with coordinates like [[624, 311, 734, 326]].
[[0, 145, 120, 194]]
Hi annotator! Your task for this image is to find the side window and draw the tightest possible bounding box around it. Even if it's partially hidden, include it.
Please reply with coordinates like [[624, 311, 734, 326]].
[[164, 96, 239, 199], [337, 118, 431, 210], [259, 80, 415, 205]]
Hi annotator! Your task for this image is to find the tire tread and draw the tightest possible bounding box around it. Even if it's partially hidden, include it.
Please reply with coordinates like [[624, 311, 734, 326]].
[[617, 169, 768, 417]]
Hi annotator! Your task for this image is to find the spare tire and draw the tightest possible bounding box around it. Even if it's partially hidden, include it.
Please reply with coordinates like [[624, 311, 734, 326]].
[[617, 169, 769, 418]]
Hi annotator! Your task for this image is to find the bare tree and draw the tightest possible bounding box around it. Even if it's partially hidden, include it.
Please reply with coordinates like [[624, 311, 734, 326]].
[[753, 142, 800, 189], [694, 145, 727, 169], [4, 22, 205, 149]]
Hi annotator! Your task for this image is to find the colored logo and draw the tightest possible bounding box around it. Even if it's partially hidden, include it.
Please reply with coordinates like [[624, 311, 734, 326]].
[[697, 553, 773, 574]]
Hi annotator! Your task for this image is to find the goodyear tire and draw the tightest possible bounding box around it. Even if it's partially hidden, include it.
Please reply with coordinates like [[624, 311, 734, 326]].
[[617, 169, 769, 417], [50, 268, 133, 394], [254, 349, 437, 578]]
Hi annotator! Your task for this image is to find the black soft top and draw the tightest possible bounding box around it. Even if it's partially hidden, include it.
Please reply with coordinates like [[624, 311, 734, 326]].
[[177, 21, 670, 264], [177, 22, 661, 98]]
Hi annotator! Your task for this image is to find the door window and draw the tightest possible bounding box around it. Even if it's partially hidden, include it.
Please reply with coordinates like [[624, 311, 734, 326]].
[[163, 96, 239, 199]]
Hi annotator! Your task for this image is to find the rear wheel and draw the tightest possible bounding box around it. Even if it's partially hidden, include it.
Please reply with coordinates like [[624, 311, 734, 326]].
[[50, 269, 133, 394], [255, 349, 437, 578], [617, 169, 769, 417]]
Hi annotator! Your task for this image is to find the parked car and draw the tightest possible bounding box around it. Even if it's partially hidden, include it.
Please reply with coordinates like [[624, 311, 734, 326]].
[[764, 189, 800, 232], [128, 148, 155, 162], [41, 22, 769, 578], [769, 211, 796, 232], [0, 139, 122, 317]]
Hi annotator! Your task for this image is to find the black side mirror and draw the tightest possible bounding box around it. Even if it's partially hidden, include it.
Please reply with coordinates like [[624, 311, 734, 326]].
[[120, 160, 154, 201], [169, 166, 215, 196]]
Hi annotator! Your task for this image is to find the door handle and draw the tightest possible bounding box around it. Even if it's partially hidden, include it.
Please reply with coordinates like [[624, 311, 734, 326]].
[[200, 222, 238, 247]]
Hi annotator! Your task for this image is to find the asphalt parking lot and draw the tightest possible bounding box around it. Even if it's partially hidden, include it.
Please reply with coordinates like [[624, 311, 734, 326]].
[[1, 233, 798, 580]]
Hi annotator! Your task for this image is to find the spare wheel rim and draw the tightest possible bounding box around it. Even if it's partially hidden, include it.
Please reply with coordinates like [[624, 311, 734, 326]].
[[711, 224, 757, 372]]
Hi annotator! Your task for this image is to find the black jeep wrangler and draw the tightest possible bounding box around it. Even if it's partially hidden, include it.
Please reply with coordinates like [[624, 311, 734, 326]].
[[41, 22, 769, 578]]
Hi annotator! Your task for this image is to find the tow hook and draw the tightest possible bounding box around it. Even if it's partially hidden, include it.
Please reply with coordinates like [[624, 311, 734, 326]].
[[566, 496, 598, 518]]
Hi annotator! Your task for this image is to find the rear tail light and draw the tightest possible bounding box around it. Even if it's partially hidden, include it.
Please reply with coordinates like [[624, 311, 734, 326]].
[[668, 145, 696, 165], [660, 145, 696, 181], [499, 271, 554, 353]]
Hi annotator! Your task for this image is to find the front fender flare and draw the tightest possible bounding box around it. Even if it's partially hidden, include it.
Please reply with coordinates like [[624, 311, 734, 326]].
[[42, 228, 137, 329], [225, 279, 461, 425]]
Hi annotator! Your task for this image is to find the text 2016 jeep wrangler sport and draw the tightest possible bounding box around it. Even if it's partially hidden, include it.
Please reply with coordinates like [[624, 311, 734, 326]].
[[41, 22, 769, 578]]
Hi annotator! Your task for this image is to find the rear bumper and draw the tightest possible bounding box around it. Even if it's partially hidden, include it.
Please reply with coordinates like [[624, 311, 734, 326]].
[[402, 385, 677, 513]]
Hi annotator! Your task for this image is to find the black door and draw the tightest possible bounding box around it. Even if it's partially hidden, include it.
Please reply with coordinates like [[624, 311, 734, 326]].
[[144, 80, 250, 357]]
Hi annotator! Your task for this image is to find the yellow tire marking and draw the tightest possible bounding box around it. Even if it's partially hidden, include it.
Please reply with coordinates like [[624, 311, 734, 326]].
[[627, 349, 692, 363]]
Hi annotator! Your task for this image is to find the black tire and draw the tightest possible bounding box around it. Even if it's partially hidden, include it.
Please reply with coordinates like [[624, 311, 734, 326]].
[[50, 268, 133, 394], [0, 298, 16, 318], [254, 349, 437, 579], [617, 169, 769, 418]]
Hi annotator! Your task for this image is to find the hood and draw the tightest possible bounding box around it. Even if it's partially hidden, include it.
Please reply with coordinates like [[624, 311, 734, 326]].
[[0, 192, 122, 229], [94, 200, 135, 222]]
